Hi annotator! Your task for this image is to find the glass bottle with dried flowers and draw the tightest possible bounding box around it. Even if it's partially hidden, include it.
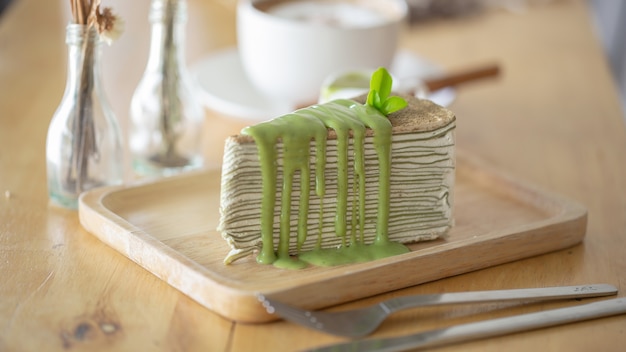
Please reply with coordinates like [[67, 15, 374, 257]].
[[46, 0, 124, 209], [129, 0, 204, 177]]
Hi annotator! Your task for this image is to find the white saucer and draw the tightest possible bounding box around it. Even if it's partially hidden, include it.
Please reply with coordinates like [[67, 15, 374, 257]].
[[191, 48, 456, 122], [192, 48, 293, 121]]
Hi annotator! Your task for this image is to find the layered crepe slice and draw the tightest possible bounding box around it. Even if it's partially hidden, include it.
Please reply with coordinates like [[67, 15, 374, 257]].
[[218, 94, 455, 265]]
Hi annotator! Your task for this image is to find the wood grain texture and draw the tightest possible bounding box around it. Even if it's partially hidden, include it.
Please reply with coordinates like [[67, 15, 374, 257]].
[[78, 152, 586, 323], [2, 0, 626, 351]]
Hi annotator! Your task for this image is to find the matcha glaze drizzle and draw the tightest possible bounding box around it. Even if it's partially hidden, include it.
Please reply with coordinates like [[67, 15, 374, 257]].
[[242, 99, 409, 269]]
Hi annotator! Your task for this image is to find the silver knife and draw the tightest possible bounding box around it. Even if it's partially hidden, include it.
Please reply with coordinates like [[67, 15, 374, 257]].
[[305, 298, 626, 352]]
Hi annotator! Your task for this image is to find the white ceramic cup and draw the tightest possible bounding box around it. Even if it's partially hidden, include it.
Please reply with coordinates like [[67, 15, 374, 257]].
[[237, 0, 408, 106]]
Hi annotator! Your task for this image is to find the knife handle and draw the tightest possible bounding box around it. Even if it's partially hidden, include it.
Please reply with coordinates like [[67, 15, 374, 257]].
[[414, 297, 626, 350]]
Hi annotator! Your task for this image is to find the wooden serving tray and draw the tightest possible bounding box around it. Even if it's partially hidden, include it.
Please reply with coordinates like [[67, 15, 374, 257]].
[[78, 152, 587, 323]]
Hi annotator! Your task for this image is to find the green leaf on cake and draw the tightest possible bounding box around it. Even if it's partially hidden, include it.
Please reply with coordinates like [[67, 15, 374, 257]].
[[368, 89, 380, 108], [382, 96, 408, 115], [366, 67, 407, 116]]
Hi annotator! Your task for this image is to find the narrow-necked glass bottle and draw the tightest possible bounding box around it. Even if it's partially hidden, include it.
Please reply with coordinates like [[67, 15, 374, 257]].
[[129, 0, 204, 177], [46, 24, 123, 209]]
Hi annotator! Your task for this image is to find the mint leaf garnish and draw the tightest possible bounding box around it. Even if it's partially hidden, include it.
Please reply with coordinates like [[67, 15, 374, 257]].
[[382, 96, 408, 114], [366, 67, 407, 116]]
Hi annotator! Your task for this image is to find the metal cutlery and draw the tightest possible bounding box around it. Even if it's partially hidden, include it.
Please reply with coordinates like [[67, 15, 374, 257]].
[[304, 297, 626, 352], [258, 284, 617, 338]]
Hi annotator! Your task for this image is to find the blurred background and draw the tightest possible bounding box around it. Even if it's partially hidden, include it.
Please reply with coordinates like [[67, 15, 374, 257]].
[[589, 0, 625, 114], [0, 0, 623, 125]]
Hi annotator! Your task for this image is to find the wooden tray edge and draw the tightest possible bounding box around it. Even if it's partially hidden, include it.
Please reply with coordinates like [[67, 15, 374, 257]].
[[78, 153, 588, 323]]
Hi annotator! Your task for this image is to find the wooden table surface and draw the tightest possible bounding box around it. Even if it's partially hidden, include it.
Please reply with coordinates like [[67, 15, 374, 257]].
[[2, 0, 626, 351]]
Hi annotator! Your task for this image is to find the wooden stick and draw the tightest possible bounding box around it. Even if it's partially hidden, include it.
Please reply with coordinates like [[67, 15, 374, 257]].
[[87, 0, 100, 28], [424, 63, 500, 91]]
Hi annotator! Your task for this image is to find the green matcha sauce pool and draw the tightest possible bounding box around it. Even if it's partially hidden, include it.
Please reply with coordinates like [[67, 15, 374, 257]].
[[241, 68, 410, 269]]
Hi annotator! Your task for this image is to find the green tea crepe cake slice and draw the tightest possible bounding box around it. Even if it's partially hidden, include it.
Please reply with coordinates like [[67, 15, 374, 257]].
[[218, 69, 456, 267]]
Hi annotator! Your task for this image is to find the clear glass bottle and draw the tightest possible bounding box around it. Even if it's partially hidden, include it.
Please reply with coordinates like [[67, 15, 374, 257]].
[[129, 0, 204, 177], [46, 24, 123, 209]]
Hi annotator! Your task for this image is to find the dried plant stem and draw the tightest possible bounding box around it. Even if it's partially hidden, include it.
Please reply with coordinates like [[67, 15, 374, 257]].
[[162, 0, 178, 159], [65, 0, 104, 191], [152, 0, 187, 167], [71, 0, 86, 25], [66, 28, 98, 192], [70, 0, 101, 26], [60, 0, 121, 193]]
